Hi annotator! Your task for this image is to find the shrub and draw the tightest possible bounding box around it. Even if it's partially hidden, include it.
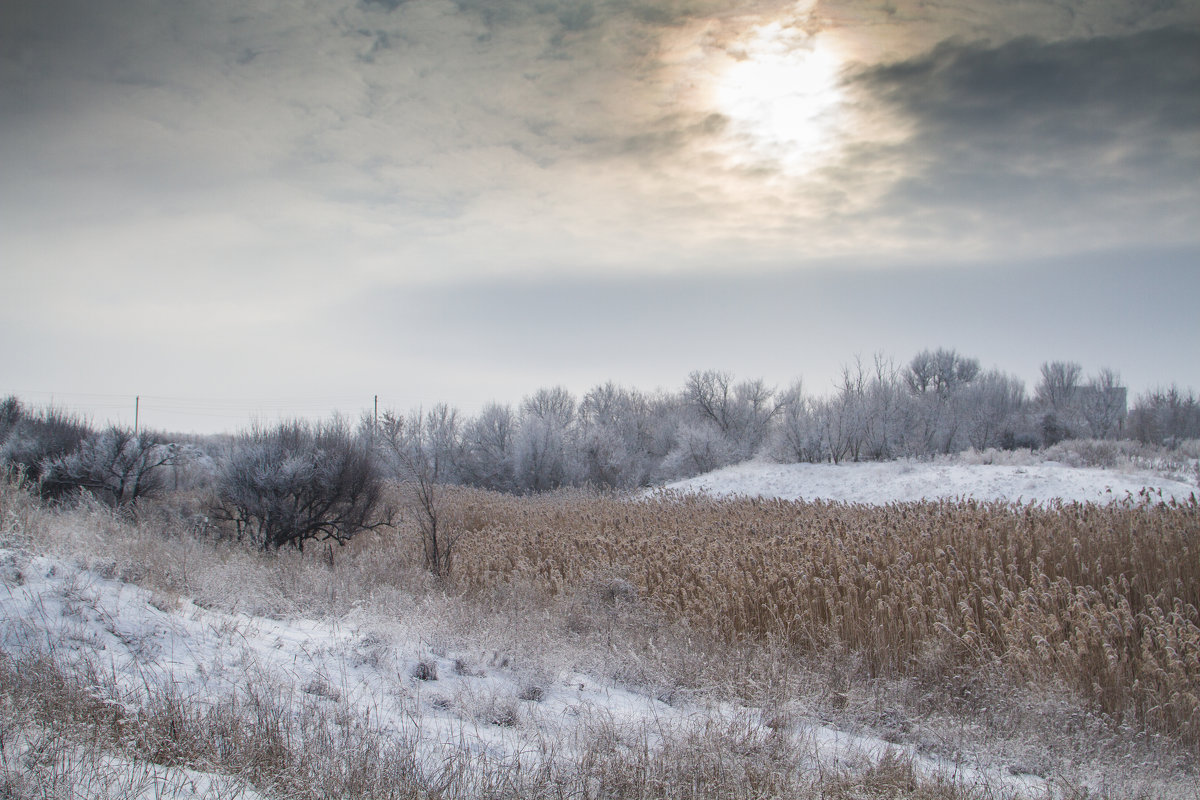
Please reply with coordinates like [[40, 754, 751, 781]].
[[0, 400, 90, 485], [40, 427, 175, 508], [212, 418, 391, 551]]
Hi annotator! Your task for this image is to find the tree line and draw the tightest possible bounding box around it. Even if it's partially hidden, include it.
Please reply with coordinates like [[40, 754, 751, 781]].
[[3, 349, 1198, 571]]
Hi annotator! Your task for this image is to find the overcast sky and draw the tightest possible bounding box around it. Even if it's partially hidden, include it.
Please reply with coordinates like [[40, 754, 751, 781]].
[[2, 0, 1198, 433]]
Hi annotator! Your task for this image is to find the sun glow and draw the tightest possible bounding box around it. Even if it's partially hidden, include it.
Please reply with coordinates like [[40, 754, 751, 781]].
[[714, 20, 845, 173]]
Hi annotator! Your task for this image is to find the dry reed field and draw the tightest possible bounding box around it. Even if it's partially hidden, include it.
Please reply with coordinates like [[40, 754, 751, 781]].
[[446, 488, 1200, 750]]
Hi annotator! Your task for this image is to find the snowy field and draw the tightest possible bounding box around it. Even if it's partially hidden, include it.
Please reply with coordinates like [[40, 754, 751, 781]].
[[0, 547, 1049, 798], [664, 459, 1199, 505]]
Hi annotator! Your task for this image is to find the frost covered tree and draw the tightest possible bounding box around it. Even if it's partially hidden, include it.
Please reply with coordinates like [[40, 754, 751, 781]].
[[904, 349, 980, 397], [770, 382, 825, 463], [676, 370, 786, 467], [577, 382, 663, 488], [659, 419, 739, 477], [960, 371, 1026, 451], [824, 355, 908, 462], [1036, 361, 1082, 412], [0, 399, 90, 485], [1035, 361, 1084, 443], [1080, 368, 1127, 439], [40, 427, 175, 508], [458, 403, 517, 492], [514, 386, 579, 491], [213, 418, 390, 551], [1128, 386, 1200, 446], [903, 349, 982, 454]]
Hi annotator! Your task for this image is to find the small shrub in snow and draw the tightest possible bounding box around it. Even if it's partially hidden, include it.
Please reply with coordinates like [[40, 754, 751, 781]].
[[411, 658, 438, 682], [517, 684, 544, 702], [488, 700, 519, 727]]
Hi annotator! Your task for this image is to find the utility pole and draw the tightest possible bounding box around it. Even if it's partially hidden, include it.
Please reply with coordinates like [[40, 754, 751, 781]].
[[134, 396, 139, 436], [374, 395, 379, 437]]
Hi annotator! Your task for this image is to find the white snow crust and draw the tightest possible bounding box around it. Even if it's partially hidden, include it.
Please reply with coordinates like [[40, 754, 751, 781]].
[[663, 459, 1199, 506]]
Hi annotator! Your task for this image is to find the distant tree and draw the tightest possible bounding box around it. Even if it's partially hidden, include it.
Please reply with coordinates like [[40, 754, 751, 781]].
[[514, 387, 579, 491], [903, 349, 982, 454], [771, 382, 825, 463], [213, 418, 390, 551], [577, 382, 660, 488], [825, 355, 906, 461], [1128, 386, 1200, 446], [860, 355, 905, 460], [904, 348, 980, 398], [1035, 361, 1084, 443], [961, 371, 1026, 451], [680, 370, 786, 461], [682, 370, 737, 435], [659, 420, 738, 477], [459, 403, 517, 492], [1036, 361, 1082, 411], [41, 427, 175, 508], [1080, 368, 1127, 439]]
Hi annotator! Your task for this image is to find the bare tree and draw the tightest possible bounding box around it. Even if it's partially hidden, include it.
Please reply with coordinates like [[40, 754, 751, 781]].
[[514, 387, 578, 492], [1128, 386, 1200, 446], [578, 383, 660, 488], [213, 418, 390, 551], [905, 348, 980, 398], [681, 370, 786, 461], [1036, 361, 1082, 411], [683, 370, 736, 434], [961, 371, 1026, 451], [771, 382, 825, 463], [904, 349, 982, 454], [41, 427, 175, 508], [1080, 368, 1127, 439], [377, 405, 464, 580], [459, 403, 516, 491], [1, 402, 90, 486]]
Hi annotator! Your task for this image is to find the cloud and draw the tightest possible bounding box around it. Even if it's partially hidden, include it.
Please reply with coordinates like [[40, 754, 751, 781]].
[[2, 0, 1197, 287], [837, 25, 1200, 254]]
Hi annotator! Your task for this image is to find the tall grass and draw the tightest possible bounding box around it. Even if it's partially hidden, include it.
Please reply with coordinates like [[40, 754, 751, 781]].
[[445, 489, 1200, 748]]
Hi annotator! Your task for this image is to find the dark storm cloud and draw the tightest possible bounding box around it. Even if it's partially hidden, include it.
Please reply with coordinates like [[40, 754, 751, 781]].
[[844, 26, 1200, 247]]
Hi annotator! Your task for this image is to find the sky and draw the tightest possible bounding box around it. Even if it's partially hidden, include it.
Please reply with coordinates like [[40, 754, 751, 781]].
[[2, 0, 1198, 433]]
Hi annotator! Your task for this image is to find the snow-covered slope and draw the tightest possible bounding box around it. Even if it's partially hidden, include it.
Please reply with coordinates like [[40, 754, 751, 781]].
[[663, 460, 1199, 505], [0, 548, 1050, 798]]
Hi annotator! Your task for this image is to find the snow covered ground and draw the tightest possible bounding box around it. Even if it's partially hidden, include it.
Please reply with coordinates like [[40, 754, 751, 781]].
[[663, 459, 1199, 505], [0, 547, 1050, 798]]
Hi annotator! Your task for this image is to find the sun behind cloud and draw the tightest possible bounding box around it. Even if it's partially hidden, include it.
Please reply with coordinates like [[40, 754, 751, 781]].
[[712, 14, 845, 174]]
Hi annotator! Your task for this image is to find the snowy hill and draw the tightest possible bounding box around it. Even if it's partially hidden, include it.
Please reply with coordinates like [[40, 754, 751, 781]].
[[663, 459, 1199, 505]]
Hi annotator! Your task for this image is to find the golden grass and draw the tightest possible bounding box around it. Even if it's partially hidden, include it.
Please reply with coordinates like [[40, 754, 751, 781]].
[[439, 489, 1199, 748]]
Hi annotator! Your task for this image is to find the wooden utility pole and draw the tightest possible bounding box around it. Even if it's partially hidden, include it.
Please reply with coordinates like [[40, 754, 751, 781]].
[[134, 396, 139, 435]]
